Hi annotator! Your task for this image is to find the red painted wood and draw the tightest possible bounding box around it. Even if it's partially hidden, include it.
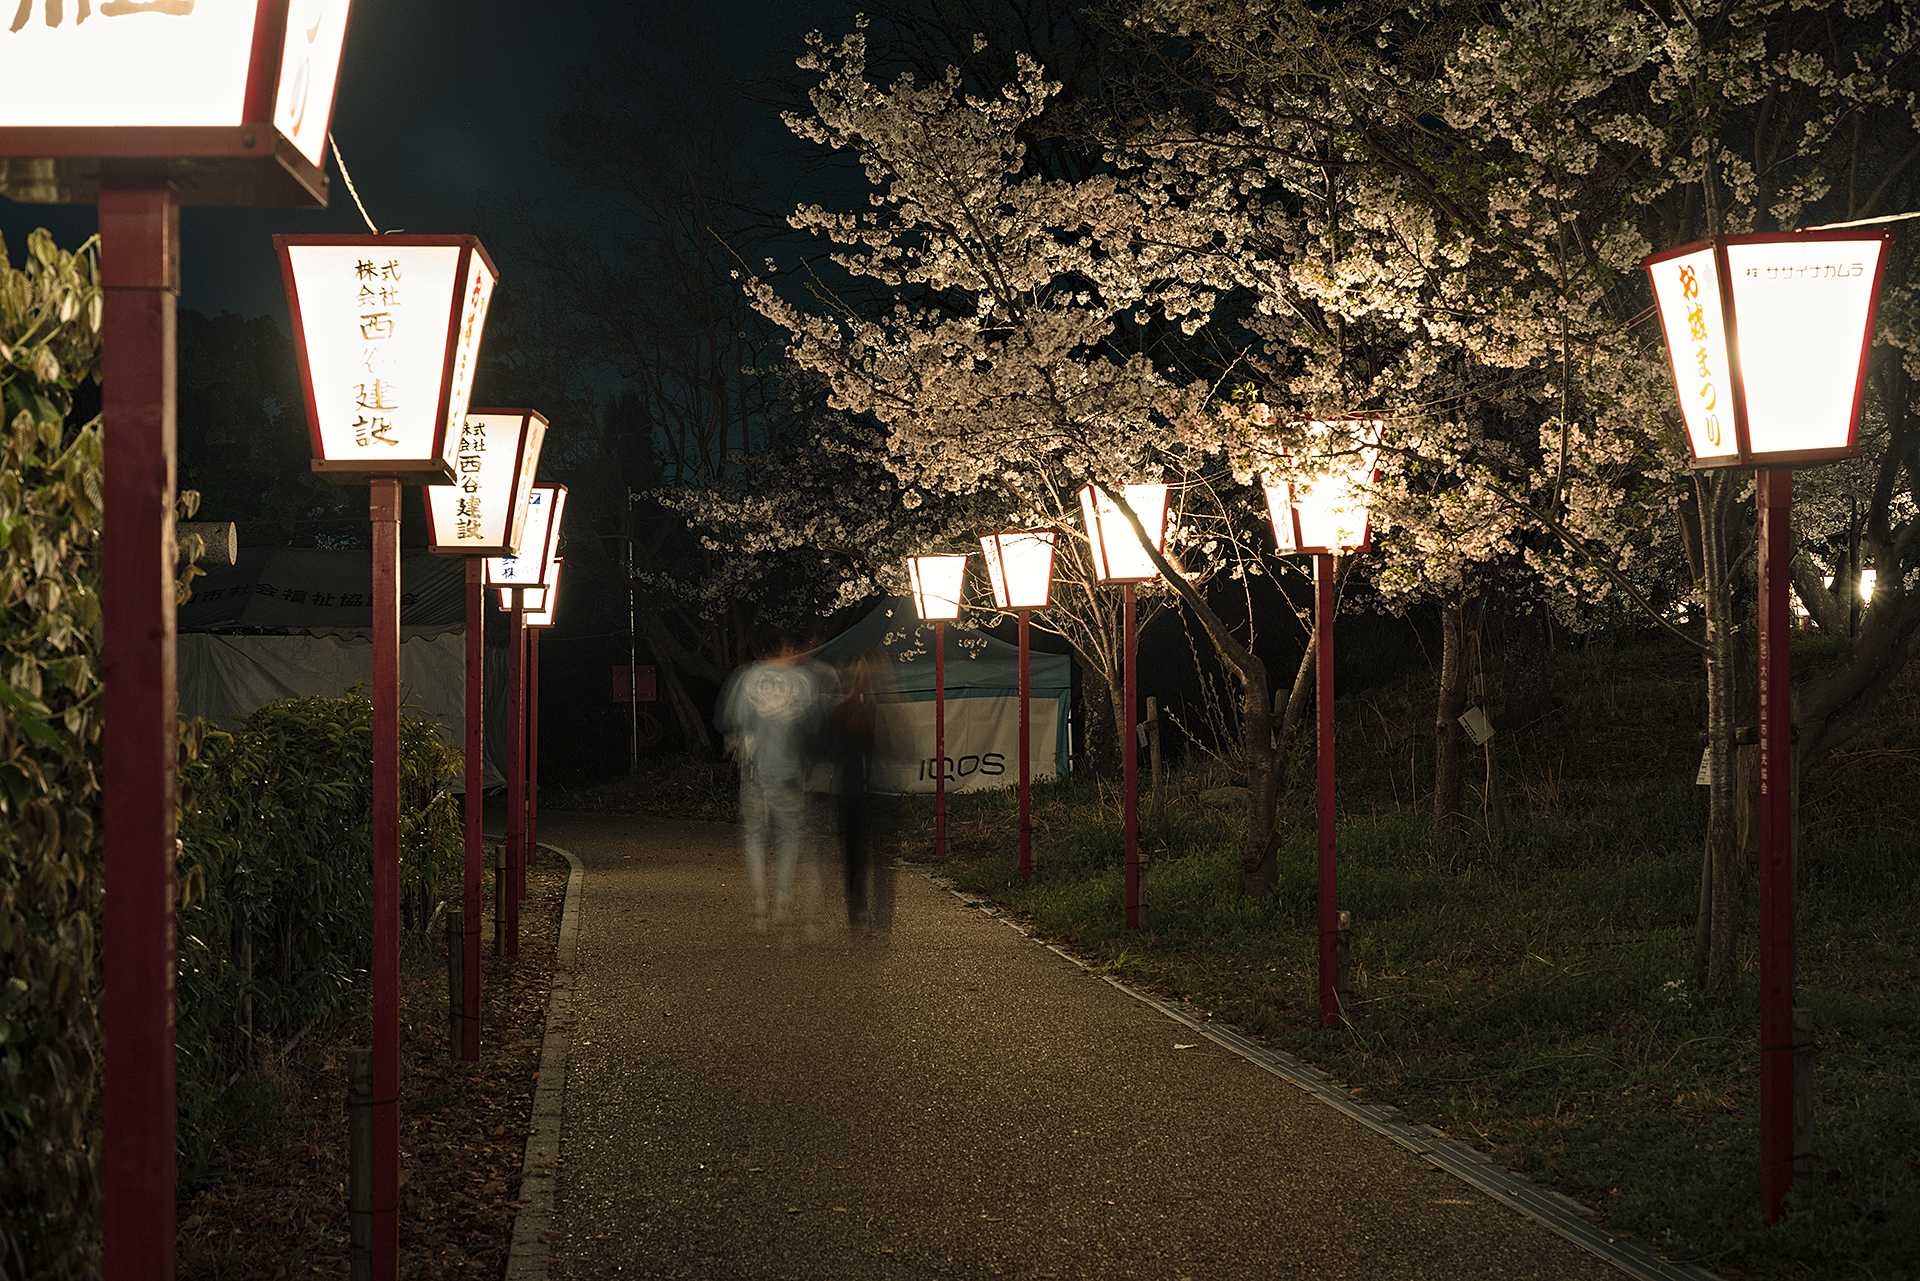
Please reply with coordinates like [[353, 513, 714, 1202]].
[[462, 559, 483, 1060], [505, 605, 524, 955], [528, 627, 541, 872], [935, 620, 947, 860], [1757, 469, 1796, 1221], [1018, 608, 1032, 884], [1124, 584, 1140, 929], [99, 163, 180, 1281], [1317, 555, 1339, 1026], [369, 477, 401, 1277]]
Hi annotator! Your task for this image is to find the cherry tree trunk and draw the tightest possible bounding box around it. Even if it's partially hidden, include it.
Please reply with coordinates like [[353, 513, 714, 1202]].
[[1433, 594, 1468, 834], [1696, 470, 1744, 994]]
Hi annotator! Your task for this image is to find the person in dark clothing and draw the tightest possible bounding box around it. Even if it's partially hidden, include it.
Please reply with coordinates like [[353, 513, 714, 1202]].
[[827, 648, 893, 933]]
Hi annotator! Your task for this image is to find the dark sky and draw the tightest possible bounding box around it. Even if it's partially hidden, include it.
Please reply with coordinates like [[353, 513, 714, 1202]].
[[1, 0, 834, 327]]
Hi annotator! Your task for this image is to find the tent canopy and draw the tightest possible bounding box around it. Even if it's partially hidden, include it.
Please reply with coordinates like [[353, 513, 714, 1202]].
[[813, 597, 1070, 699], [179, 546, 465, 633]]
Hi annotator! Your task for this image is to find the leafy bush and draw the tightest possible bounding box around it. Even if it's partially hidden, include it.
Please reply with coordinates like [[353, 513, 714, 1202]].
[[0, 229, 105, 1281], [174, 696, 461, 1169]]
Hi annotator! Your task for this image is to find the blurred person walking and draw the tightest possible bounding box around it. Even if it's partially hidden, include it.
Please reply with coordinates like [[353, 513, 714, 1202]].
[[716, 633, 833, 931], [827, 648, 894, 934]]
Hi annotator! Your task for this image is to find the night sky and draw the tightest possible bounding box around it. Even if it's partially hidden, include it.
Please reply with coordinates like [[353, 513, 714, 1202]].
[[1, 0, 835, 326]]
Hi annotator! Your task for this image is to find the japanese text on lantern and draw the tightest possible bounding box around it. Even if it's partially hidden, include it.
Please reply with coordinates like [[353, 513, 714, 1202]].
[[353, 258, 402, 449], [454, 418, 486, 541], [7, 0, 194, 32], [1678, 264, 1721, 448]]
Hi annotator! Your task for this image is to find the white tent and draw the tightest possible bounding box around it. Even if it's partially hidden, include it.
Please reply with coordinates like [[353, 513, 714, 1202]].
[[814, 597, 1073, 795], [177, 547, 506, 787]]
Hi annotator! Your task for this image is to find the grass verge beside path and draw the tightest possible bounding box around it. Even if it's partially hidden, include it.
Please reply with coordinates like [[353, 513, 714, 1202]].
[[175, 844, 568, 1278], [891, 641, 1919, 1281]]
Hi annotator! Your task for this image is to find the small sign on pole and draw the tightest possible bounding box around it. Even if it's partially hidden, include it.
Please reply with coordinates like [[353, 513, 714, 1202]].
[[613, 665, 657, 704], [1458, 706, 1495, 747]]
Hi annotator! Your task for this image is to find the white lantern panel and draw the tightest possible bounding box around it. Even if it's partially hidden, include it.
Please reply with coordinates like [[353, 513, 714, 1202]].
[[286, 243, 464, 465], [907, 554, 968, 621], [526, 560, 563, 627], [1293, 464, 1375, 554], [980, 530, 1057, 610], [500, 584, 544, 612], [437, 254, 498, 477], [1079, 484, 1169, 582], [0, 0, 260, 128], [1262, 482, 1297, 555], [272, 0, 355, 168], [1724, 236, 1887, 458], [487, 486, 566, 587], [425, 412, 546, 554], [1648, 246, 1739, 464]]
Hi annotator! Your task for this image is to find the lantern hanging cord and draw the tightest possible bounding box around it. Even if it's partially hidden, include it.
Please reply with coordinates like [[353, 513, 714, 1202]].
[[328, 133, 381, 236], [1801, 209, 1920, 230]]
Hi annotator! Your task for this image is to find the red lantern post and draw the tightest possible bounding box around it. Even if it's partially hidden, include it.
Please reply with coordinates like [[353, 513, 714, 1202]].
[[1265, 420, 1379, 1025], [425, 408, 548, 1058], [906, 554, 968, 858], [279, 232, 498, 1278], [525, 559, 564, 865], [3, 10, 354, 1273], [489, 484, 566, 943], [1078, 484, 1170, 931], [1644, 228, 1892, 1222], [979, 530, 1059, 883]]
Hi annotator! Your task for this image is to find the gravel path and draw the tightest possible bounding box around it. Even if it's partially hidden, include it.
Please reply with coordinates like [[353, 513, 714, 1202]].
[[538, 810, 1624, 1280]]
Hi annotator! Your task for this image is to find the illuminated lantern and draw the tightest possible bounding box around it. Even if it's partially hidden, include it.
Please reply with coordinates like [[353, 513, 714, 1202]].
[[426, 409, 548, 556], [276, 234, 498, 484], [524, 558, 563, 627], [1644, 231, 1891, 467], [1264, 421, 1381, 555], [978, 530, 1057, 884], [1644, 227, 1894, 1227], [1078, 483, 1169, 582], [0, 0, 353, 205], [488, 484, 568, 594], [906, 553, 968, 622], [979, 529, 1058, 611]]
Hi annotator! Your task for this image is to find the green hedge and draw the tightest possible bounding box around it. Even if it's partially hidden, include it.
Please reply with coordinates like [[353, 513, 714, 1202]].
[[174, 696, 462, 1137], [0, 230, 106, 1281]]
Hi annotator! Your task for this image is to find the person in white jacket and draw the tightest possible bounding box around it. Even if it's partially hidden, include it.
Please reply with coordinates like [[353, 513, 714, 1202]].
[[715, 633, 835, 930]]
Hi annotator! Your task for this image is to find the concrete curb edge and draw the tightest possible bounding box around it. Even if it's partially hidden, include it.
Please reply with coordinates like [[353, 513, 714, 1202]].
[[503, 841, 584, 1281], [917, 870, 1720, 1281]]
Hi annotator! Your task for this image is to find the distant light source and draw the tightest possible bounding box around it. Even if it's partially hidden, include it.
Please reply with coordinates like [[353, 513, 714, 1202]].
[[277, 234, 497, 485], [1644, 231, 1891, 467], [425, 409, 547, 556], [1078, 484, 1169, 582], [1264, 421, 1380, 555], [907, 553, 969, 621], [487, 484, 567, 594], [978, 529, 1058, 611]]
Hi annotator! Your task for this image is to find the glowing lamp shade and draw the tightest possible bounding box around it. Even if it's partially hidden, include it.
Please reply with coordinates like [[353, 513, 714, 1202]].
[[978, 529, 1058, 610], [907, 554, 969, 621], [1078, 483, 1169, 583], [511, 560, 563, 625], [424, 409, 548, 556], [486, 484, 567, 591], [0, 0, 353, 206], [1265, 421, 1381, 555], [279, 235, 498, 484], [1644, 231, 1892, 468]]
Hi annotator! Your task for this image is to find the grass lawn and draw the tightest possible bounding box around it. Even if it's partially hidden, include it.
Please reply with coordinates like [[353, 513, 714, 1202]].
[[887, 636, 1919, 1280]]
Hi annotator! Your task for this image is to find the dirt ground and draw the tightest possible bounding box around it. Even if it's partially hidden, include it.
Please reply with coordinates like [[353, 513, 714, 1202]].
[[176, 844, 568, 1279]]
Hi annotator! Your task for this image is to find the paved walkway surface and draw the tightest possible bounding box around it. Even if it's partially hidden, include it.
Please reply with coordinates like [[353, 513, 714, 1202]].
[[534, 810, 1626, 1280]]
